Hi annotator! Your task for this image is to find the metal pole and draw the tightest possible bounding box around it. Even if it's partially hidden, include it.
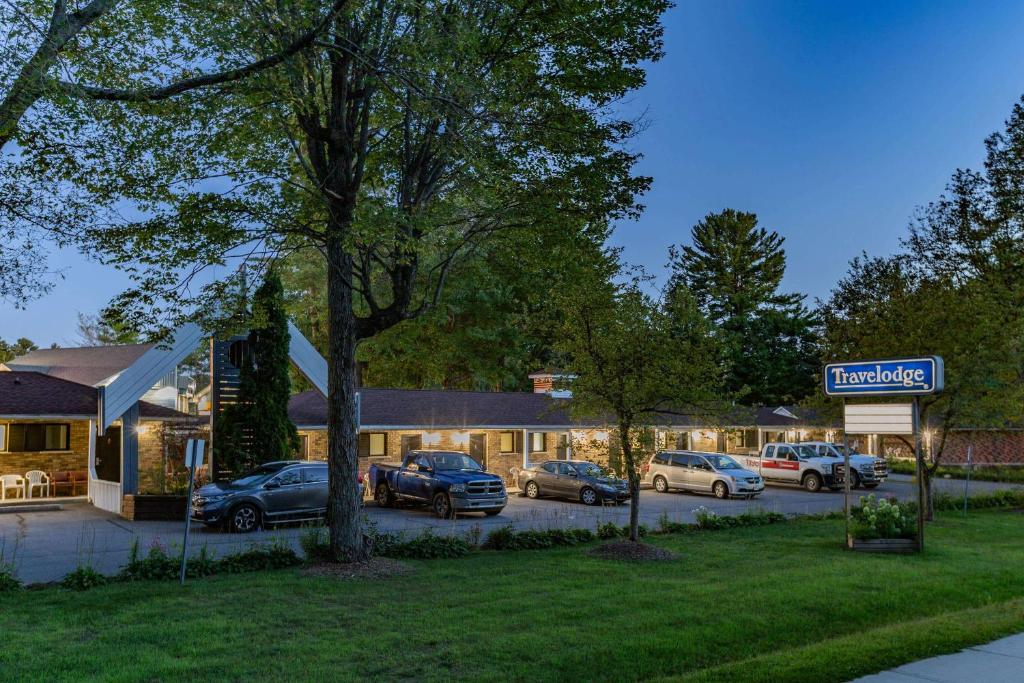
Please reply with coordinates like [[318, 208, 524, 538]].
[[843, 399, 850, 548], [180, 454, 197, 585], [962, 444, 973, 517], [913, 397, 925, 552]]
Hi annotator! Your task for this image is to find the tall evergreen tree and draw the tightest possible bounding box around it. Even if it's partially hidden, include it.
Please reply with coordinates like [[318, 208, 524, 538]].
[[668, 209, 820, 405], [216, 271, 299, 474]]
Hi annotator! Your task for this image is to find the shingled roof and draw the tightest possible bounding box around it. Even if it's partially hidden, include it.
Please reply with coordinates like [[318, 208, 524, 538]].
[[1, 343, 154, 387], [0, 371, 188, 419], [289, 388, 581, 429]]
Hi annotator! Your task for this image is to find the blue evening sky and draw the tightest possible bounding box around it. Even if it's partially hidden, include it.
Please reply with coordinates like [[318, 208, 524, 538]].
[[3, 0, 1024, 346]]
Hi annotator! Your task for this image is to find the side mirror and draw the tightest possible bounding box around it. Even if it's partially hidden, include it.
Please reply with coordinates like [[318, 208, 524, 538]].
[[264, 481, 280, 490], [420, 466, 433, 474]]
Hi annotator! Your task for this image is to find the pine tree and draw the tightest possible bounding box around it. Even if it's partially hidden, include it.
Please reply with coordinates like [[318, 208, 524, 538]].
[[668, 209, 820, 405]]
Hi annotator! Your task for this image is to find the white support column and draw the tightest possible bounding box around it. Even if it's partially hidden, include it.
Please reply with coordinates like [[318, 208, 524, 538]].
[[87, 419, 97, 500], [522, 428, 529, 468], [565, 431, 572, 459]]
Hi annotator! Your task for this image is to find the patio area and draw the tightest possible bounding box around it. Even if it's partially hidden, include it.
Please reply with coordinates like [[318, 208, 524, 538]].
[[0, 470, 90, 502]]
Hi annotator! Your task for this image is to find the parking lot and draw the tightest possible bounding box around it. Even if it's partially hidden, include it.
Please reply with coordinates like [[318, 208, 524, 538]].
[[1, 474, 1018, 584]]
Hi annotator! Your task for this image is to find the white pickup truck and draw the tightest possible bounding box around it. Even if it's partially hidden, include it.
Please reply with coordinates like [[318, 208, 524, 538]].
[[800, 441, 887, 489], [741, 443, 843, 493]]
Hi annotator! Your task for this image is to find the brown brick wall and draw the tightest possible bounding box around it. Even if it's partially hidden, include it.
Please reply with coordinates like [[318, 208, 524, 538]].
[[296, 427, 566, 484], [0, 419, 90, 480]]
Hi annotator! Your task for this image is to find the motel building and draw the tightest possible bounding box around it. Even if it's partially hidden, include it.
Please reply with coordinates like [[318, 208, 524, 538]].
[[2, 324, 1021, 518]]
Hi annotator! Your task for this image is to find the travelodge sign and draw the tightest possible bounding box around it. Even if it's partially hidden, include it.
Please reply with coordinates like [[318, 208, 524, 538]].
[[823, 357, 944, 397]]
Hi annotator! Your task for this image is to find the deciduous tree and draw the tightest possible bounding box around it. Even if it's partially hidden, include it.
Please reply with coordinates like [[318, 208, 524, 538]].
[[43, 1, 671, 561]]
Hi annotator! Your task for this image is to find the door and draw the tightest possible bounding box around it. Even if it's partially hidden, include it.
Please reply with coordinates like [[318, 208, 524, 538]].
[[94, 427, 122, 483], [534, 461, 558, 492], [555, 434, 569, 459], [401, 435, 422, 458], [262, 467, 305, 516], [469, 433, 486, 468], [398, 453, 433, 500], [300, 465, 329, 513], [775, 445, 802, 481], [689, 455, 715, 492], [555, 462, 580, 496], [668, 452, 690, 487]]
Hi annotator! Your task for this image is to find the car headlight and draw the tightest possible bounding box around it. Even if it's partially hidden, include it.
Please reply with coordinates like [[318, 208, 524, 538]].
[[821, 464, 832, 473], [450, 483, 466, 493], [195, 494, 225, 505]]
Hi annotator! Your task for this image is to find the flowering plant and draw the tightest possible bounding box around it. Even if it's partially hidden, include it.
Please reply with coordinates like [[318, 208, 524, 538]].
[[850, 494, 917, 540]]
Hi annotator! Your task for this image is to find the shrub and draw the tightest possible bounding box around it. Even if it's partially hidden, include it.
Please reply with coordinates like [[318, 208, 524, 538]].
[[482, 526, 594, 550], [216, 542, 301, 573], [0, 562, 20, 592], [61, 565, 108, 591], [383, 531, 472, 560], [300, 527, 333, 563], [887, 459, 1024, 484], [850, 495, 917, 540], [933, 489, 1024, 511], [597, 522, 623, 539], [119, 539, 179, 581]]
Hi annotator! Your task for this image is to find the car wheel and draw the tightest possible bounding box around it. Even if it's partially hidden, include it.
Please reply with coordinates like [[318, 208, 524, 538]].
[[230, 504, 260, 533], [653, 476, 669, 493], [375, 483, 394, 507], [851, 471, 862, 489], [525, 481, 540, 499], [432, 492, 455, 519], [713, 481, 729, 499], [580, 487, 598, 506], [803, 472, 823, 493]]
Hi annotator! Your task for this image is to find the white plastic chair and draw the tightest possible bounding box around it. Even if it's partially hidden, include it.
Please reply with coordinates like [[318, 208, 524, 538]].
[[0, 474, 25, 501], [25, 470, 50, 498]]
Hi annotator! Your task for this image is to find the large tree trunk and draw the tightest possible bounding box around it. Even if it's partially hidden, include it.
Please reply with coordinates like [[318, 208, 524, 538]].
[[620, 422, 640, 542], [325, 230, 367, 562]]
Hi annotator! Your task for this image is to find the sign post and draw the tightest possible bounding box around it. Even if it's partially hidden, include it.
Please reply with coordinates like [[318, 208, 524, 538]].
[[180, 439, 205, 586], [825, 357, 943, 553], [962, 444, 974, 516]]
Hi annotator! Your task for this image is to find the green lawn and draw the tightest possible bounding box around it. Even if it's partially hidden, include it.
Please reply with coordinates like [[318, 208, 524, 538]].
[[3, 512, 1024, 682]]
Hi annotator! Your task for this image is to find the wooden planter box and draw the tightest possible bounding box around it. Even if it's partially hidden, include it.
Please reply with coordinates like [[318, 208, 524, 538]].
[[122, 494, 188, 521], [849, 537, 919, 554]]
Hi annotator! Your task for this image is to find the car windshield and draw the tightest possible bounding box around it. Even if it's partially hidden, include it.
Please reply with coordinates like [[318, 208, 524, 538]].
[[831, 444, 862, 456], [231, 463, 288, 487], [431, 453, 483, 471], [704, 455, 742, 470], [575, 463, 611, 478]]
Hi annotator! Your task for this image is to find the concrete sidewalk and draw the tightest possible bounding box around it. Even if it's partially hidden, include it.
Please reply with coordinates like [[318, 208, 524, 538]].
[[850, 633, 1024, 682]]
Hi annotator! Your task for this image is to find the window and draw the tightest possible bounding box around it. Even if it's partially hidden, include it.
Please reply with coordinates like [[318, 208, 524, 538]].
[[652, 452, 670, 465], [499, 431, 515, 453], [529, 432, 546, 453], [556, 462, 577, 476], [541, 462, 557, 473], [302, 466, 328, 483], [298, 434, 309, 458], [5, 423, 71, 452], [274, 468, 302, 486], [359, 432, 388, 458], [0, 424, 6, 452], [671, 453, 691, 468]]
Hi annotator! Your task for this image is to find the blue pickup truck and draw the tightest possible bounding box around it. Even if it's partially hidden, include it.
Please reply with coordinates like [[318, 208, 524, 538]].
[[368, 450, 508, 519]]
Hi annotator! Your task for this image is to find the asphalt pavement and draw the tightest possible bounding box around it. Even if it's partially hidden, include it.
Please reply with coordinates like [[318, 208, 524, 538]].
[[0, 473, 1018, 584]]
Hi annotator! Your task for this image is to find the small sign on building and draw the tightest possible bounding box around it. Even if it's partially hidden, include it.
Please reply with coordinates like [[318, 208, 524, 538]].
[[844, 404, 914, 435]]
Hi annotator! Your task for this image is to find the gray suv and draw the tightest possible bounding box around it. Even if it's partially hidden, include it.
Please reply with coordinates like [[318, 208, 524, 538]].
[[191, 460, 331, 532], [644, 451, 764, 499]]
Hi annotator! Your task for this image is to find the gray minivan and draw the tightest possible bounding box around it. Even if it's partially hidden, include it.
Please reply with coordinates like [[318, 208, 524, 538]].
[[643, 450, 764, 499]]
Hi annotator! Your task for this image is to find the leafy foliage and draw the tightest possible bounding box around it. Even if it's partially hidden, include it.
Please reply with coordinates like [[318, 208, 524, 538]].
[[0, 336, 37, 363], [60, 565, 109, 592], [557, 259, 721, 541], [482, 526, 595, 550]]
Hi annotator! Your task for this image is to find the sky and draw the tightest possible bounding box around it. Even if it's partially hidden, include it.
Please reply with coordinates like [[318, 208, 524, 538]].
[[3, 0, 1024, 347]]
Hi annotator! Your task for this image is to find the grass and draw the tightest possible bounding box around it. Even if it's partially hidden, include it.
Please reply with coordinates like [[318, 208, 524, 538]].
[[2, 511, 1024, 682], [887, 458, 1024, 483]]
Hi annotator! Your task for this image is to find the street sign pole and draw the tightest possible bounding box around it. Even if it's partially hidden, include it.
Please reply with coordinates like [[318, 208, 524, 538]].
[[912, 397, 925, 552], [962, 444, 973, 516], [842, 399, 851, 547], [180, 439, 205, 586]]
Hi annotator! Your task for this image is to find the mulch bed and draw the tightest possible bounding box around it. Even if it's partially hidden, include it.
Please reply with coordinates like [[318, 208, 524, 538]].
[[301, 557, 412, 580], [588, 541, 679, 562]]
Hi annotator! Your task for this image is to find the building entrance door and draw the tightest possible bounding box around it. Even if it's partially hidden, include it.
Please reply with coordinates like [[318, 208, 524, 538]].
[[469, 433, 486, 467]]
